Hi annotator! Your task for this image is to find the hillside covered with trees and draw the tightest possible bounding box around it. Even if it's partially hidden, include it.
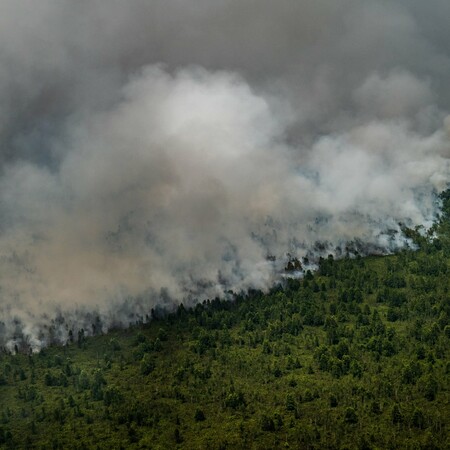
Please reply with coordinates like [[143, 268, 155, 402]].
[[1, 193, 450, 449]]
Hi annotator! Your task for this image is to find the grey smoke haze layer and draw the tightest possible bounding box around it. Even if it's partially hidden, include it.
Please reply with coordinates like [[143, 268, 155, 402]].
[[0, 0, 449, 350]]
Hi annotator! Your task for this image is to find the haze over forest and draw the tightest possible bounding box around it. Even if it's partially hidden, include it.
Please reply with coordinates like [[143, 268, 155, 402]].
[[0, 0, 449, 350]]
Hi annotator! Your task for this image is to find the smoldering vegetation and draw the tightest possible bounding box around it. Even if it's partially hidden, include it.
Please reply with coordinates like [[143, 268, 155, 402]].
[[0, 0, 449, 351]]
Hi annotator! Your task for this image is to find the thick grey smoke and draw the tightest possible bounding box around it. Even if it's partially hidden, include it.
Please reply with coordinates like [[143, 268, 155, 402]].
[[0, 0, 449, 351]]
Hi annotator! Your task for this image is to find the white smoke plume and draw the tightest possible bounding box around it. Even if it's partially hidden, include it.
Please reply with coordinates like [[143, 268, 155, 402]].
[[0, 0, 449, 351]]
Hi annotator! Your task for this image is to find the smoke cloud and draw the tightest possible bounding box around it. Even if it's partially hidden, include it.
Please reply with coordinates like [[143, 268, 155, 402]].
[[0, 0, 449, 350]]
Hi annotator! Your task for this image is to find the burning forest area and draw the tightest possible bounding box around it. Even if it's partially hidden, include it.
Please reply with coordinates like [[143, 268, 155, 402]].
[[0, 1, 449, 449]]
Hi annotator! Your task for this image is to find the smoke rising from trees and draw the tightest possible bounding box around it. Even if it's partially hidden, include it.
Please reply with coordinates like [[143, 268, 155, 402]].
[[0, 0, 449, 350]]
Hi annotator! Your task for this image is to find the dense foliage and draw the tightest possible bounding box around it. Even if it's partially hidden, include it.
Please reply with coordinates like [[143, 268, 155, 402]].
[[1, 194, 450, 449]]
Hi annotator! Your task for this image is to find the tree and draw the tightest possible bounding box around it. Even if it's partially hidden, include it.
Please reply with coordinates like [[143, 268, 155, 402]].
[[140, 355, 155, 376], [174, 428, 183, 444], [260, 415, 275, 432], [225, 391, 246, 409], [285, 393, 296, 412], [194, 409, 206, 422], [420, 374, 438, 401], [324, 315, 339, 344], [391, 404, 403, 425], [412, 408, 425, 429], [103, 385, 123, 407], [344, 407, 358, 424]]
